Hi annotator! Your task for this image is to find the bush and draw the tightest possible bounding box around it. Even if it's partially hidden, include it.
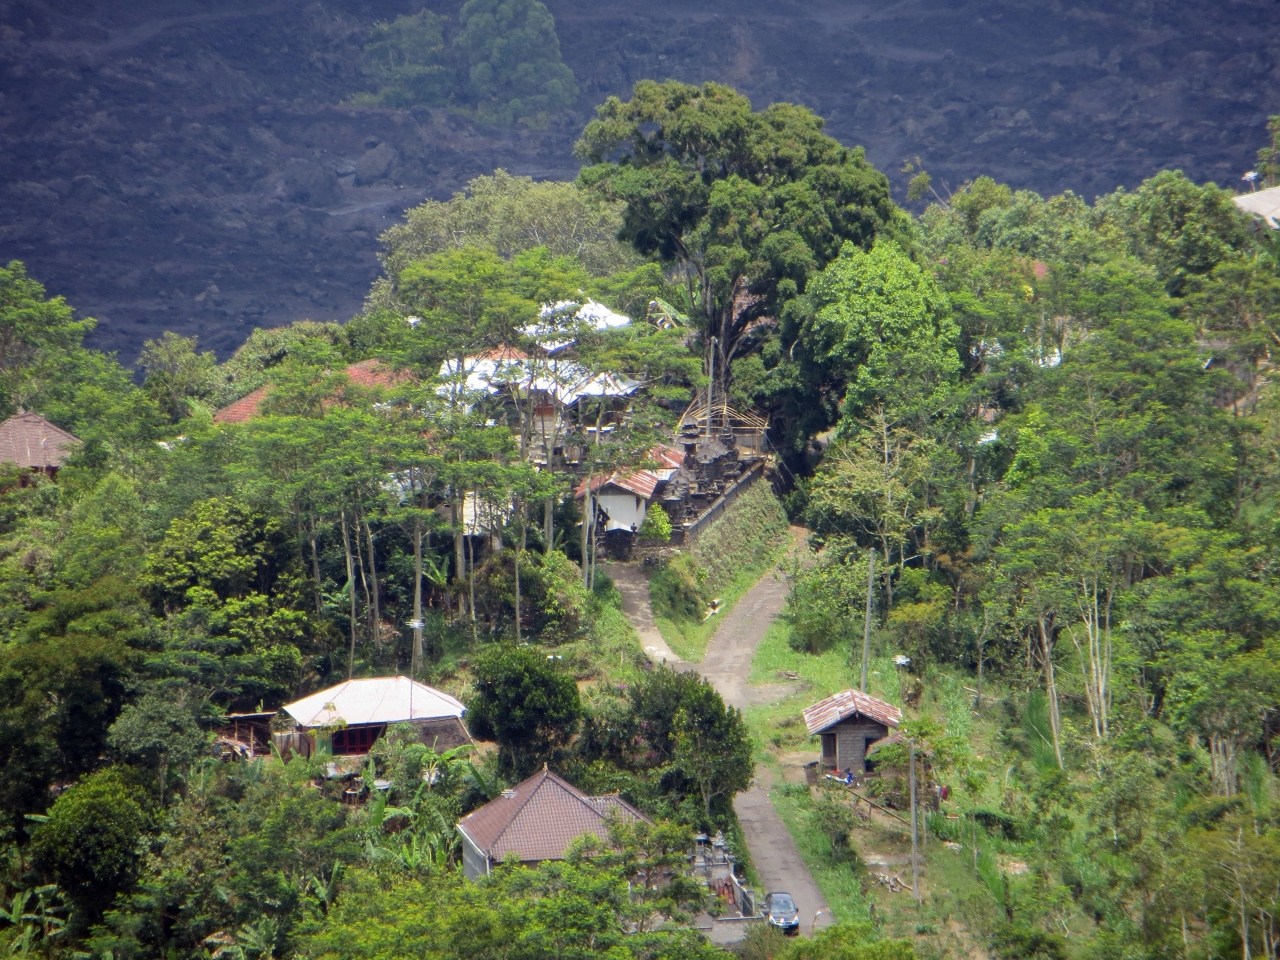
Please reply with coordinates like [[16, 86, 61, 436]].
[[649, 553, 707, 623], [30, 768, 150, 921], [991, 925, 1068, 960], [473, 548, 589, 643], [638, 502, 672, 543], [467, 645, 582, 774], [360, 10, 452, 108], [787, 552, 865, 654], [809, 790, 859, 862], [455, 0, 580, 124]]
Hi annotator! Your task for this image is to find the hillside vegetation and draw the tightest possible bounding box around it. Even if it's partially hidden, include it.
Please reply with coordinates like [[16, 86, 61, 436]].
[[0, 83, 1277, 960]]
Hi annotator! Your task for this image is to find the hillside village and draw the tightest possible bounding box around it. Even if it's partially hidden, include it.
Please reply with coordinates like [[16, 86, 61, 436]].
[[0, 75, 1278, 960]]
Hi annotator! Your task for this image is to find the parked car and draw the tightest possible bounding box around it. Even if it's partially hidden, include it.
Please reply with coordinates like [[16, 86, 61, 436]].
[[762, 891, 800, 935]]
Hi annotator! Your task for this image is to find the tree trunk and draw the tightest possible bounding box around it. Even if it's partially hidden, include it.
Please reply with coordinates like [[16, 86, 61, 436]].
[[412, 513, 424, 676], [467, 530, 477, 642], [453, 495, 466, 616], [365, 519, 381, 648], [975, 608, 990, 715], [308, 514, 323, 616], [910, 738, 921, 904], [341, 511, 358, 679], [861, 548, 875, 693], [1240, 878, 1253, 960], [544, 497, 554, 554], [1039, 616, 1064, 768], [514, 498, 523, 643], [353, 510, 371, 642], [581, 471, 593, 589]]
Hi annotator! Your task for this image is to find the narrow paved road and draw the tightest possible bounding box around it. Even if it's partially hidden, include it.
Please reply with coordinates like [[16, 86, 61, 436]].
[[606, 553, 833, 937]]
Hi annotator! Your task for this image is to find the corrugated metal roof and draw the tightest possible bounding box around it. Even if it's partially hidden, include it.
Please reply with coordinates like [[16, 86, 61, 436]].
[[1235, 186, 1280, 228], [282, 677, 465, 728], [0, 413, 80, 469], [457, 768, 648, 864], [802, 689, 901, 735], [574, 446, 685, 500]]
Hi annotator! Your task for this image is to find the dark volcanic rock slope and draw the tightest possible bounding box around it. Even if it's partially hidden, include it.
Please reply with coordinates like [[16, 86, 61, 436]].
[[1, 0, 1277, 360]]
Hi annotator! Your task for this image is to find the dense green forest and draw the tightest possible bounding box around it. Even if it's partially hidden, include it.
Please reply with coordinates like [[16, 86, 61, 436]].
[[1, 82, 1279, 960]]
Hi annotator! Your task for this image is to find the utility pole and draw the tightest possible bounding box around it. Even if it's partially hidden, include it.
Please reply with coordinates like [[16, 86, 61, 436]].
[[860, 549, 875, 692], [909, 737, 921, 905]]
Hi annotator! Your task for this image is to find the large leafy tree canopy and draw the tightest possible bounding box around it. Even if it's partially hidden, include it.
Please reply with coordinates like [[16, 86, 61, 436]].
[[576, 80, 900, 395]]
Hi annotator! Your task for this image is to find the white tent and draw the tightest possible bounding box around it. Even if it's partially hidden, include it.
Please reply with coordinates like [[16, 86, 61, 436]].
[[282, 677, 465, 729]]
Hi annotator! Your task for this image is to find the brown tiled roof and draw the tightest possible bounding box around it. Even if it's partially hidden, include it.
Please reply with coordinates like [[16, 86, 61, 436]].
[[212, 361, 409, 424], [803, 689, 902, 735], [457, 768, 648, 864], [213, 386, 270, 424], [344, 358, 409, 390], [0, 413, 80, 469]]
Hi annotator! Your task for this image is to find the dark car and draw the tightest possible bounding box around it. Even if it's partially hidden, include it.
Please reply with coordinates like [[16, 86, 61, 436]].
[[762, 891, 800, 935]]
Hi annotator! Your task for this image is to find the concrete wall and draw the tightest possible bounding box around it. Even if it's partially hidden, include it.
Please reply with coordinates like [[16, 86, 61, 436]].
[[823, 719, 890, 773], [461, 831, 489, 880], [597, 489, 648, 532]]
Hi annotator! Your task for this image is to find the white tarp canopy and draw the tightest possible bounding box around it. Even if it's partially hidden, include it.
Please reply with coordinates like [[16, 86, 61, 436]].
[[1234, 186, 1280, 228], [283, 677, 465, 728], [437, 351, 639, 407], [522, 299, 632, 351]]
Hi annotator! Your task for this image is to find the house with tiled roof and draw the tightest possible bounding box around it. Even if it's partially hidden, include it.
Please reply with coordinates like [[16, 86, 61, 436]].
[[212, 360, 408, 424], [803, 689, 902, 775], [0, 412, 80, 478], [457, 767, 649, 879]]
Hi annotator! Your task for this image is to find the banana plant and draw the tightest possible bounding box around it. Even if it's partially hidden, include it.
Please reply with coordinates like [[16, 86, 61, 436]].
[[0, 885, 66, 955], [305, 861, 344, 917]]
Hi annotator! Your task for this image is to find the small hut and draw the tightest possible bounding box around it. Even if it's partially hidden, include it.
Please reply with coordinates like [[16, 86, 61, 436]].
[[0, 412, 80, 480], [803, 689, 901, 774]]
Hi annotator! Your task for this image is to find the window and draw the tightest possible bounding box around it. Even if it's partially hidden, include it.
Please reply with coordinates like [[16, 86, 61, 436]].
[[330, 724, 387, 755]]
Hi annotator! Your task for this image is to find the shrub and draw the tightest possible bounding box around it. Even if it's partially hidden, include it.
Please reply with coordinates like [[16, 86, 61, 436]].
[[30, 768, 150, 921], [787, 552, 864, 654], [467, 645, 581, 774], [638, 502, 672, 542], [649, 553, 707, 623]]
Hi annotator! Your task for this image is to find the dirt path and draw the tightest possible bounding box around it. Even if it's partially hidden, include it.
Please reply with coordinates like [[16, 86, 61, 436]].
[[607, 539, 833, 937], [697, 561, 833, 938], [603, 563, 684, 667]]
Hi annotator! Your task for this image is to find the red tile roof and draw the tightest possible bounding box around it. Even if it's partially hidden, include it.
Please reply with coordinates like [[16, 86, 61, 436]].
[[212, 361, 408, 424], [457, 768, 648, 864], [212, 386, 270, 424], [343, 358, 409, 389], [0, 413, 80, 469], [803, 689, 901, 735], [579, 469, 665, 500], [474, 346, 530, 363]]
